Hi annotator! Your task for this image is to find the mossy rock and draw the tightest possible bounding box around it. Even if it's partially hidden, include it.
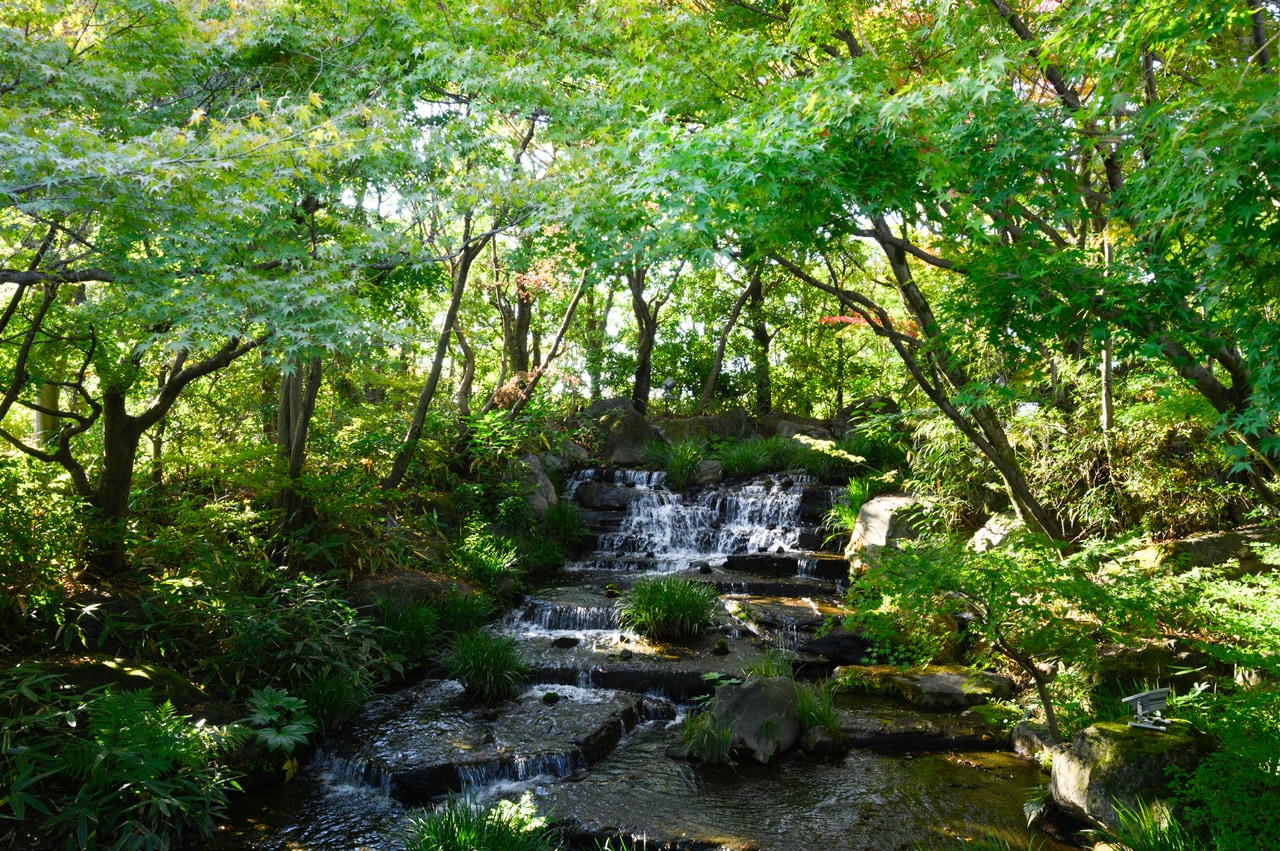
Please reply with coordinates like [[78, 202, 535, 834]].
[[1050, 719, 1212, 829], [834, 664, 1012, 710]]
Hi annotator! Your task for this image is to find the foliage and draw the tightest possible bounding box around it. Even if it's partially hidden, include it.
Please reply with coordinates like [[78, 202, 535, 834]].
[[741, 649, 795, 680], [444, 631, 529, 704], [682, 710, 733, 764], [0, 459, 82, 635], [616, 577, 719, 641], [645, 439, 706, 491], [242, 686, 316, 758], [541, 502, 589, 553], [795, 681, 840, 733], [404, 793, 557, 851], [824, 473, 901, 546], [714, 438, 786, 478], [1, 667, 243, 851], [376, 593, 444, 667], [449, 527, 522, 599], [1097, 803, 1209, 851]]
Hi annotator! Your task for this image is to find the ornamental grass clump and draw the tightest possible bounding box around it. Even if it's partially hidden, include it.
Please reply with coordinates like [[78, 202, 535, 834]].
[[444, 630, 528, 703], [617, 576, 719, 641], [404, 793, 556, 851]]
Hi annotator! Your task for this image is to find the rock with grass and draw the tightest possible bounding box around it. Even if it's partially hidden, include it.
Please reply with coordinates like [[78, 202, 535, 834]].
[[1050, 719, 1212, 830], [710, 674, 802, 764], [835, 665, 1014, 710], [589, 401, 661, 466]]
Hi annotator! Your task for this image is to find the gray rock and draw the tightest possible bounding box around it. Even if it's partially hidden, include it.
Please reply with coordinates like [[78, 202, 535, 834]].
[[798, 724, 847, 758], [515, 454, 558, 519], [890, 667, 1013, 710], [758, 410, 829, 438], [1012, 721, 1055, 758], [583, 396, 637, 419], [850, 495, 921, 557], [710, 675, 802, 764], [658, 408, 759, 443], [575, 482, 642, 511], [696, 459, 724, 486], [968, 513, 1022, 553], [775, 419, 834, 441], [596, 407, 661, 466], [1050, 720, 1211, 829]]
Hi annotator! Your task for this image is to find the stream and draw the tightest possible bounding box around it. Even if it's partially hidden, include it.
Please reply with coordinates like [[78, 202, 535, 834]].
[[202, 469, 1075, 850]]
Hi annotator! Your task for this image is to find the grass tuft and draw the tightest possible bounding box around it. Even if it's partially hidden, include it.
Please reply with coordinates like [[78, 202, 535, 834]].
[[444, 630, 528, 703], [617, 576, 719, 641]]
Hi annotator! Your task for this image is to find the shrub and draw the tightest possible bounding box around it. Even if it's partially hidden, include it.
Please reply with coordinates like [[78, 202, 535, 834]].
[[404, 793, 556, 851], [515, 536, 567, 581], [541, 502, 588, 553], [376, 594, 443, 666], [645, 438, 706, 491], [1, 669, 243, 851], [617, 577, 719, 641], [435, 592, 496, 638], [445, 631, 528, 703], [795, 681, 840, 732], [715, 438, 784, 478], [449, 527, 521, 598]]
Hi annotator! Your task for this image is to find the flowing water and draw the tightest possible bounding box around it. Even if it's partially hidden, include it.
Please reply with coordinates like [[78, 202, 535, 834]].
[[203, 469, 1077, 850]]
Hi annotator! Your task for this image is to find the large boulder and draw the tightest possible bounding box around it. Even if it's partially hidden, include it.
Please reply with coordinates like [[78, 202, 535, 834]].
[[775, 419, 834, 441], [849, 495, 922, 558], [1050, 720, 1211, 829], [758, 410, 829, 438], [968, 513, 1022, 553], [710, 675, 802, 764], [514, 454, 558, 519], [575, 482, 643, 511], [1131, 524, 1280, 577], [658, 408, 759, 443], [587, 402, 661, 466]]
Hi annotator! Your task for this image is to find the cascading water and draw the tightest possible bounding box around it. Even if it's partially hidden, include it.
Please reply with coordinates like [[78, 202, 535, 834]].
[[200, 467, 1074, 851]]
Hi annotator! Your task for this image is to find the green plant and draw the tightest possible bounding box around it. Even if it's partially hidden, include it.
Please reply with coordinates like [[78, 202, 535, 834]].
[[376, 594, 443, 666], [682, 709, 733, 764], [435, 592, 497, 637], [404, 792, 556, 851], [742, 648, 794, 679], [1096, 803, 1209, 851], [795, 681, 840, 732], [515, 535, 567, 581], [616, 577, 719, 641], [243, 685, 316, 757], [450, 527, 522, 598], [444, 631, 529, 703], [664, 439, 706, 491], [714, 438, 784, 478], [541, 502, 588, 552], [1, 670, 244, 851]]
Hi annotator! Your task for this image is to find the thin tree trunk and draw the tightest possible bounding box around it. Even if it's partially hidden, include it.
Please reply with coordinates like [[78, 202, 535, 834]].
[[454, 325, 475, 417], [748, 270, 772, 416], [695, 275, 753, 414], [382, 229, 490, 490], [628, 263, 657, 415], [507, 272, 589, 418], [273, 355, 323, 542]]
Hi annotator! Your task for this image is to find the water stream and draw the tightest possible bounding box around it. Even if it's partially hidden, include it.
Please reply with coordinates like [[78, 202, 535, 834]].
[[202, 469, 1075, 850]]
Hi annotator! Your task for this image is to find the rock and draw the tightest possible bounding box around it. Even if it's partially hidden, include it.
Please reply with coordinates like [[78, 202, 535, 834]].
[[583, 396, 637, 420], [800, 630, 871, 666], [596, 405, 662, 466], [840, 707, 1005, 750], [658, 409, 759, 443], [575, 482, 642, 511], [830, 396, 900, 438], [1130, 524, 1280, 576], [758, 411, 829, 438], [775, 419, 834, 441], [835, 665, 1013, 710], [1050, 720, 1211, 830], [695, 459, 724, 486], [1095, 642, 1218, 694], [1012, 721, 1055, 759], [798, 725, 848, 758], [710, 675, 802, 764], [798, 484, 837, 523], [543, 691, 561, 705], [711, 639, 730, 656], [849, 495, 921, 557], [515, 454, 558, 519], [551, 636, 580, 649], [968, 513, 1022, 553], [618, 649, 633, 661], [539, 440, 589, 475], [693, 560, 712, 574]]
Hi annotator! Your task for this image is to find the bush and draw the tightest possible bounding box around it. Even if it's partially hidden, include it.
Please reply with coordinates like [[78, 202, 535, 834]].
[[715, 438, 784, 478], [0, 668, 243, 851], [435, 592, 496, 637], [450, 527, 522, 598], [376, 594, 443, 667], [541, 502, 588, 553], [444, 631, 528, 703], [645, 438, 706, 491], [795, 681, 840, 733], [617, 577, 719, 641], [404, 793, 555, 851]]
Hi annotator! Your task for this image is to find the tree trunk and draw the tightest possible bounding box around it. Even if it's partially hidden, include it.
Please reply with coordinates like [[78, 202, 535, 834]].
[[747, 270, 772, 416], [273, 355, 322, 543], [584, 282, 614, 402], [383, 229, 490, 490], [696, 275, 753, 414], [454, 325, 475, 417], [628, 263, 657, 415]]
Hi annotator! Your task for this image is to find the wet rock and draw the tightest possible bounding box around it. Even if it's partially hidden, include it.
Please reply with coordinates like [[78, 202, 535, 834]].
[[798, 485, 837, 523], [800, 631, 871, 666], [543, 692, 562, 705], [712, 638, 730, 656], [696, 459, 724, 486], [551, 636, 580, 649], [840, 706, 1005, 751], [618, 649, 633, 661], [694, 560, 712, 574], [798, 725, 848, 758], [1050, 720, 1211, 829], [576, 482, 642, 511], [775, 419, 834, 441], [710, 675, 802, 764]]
